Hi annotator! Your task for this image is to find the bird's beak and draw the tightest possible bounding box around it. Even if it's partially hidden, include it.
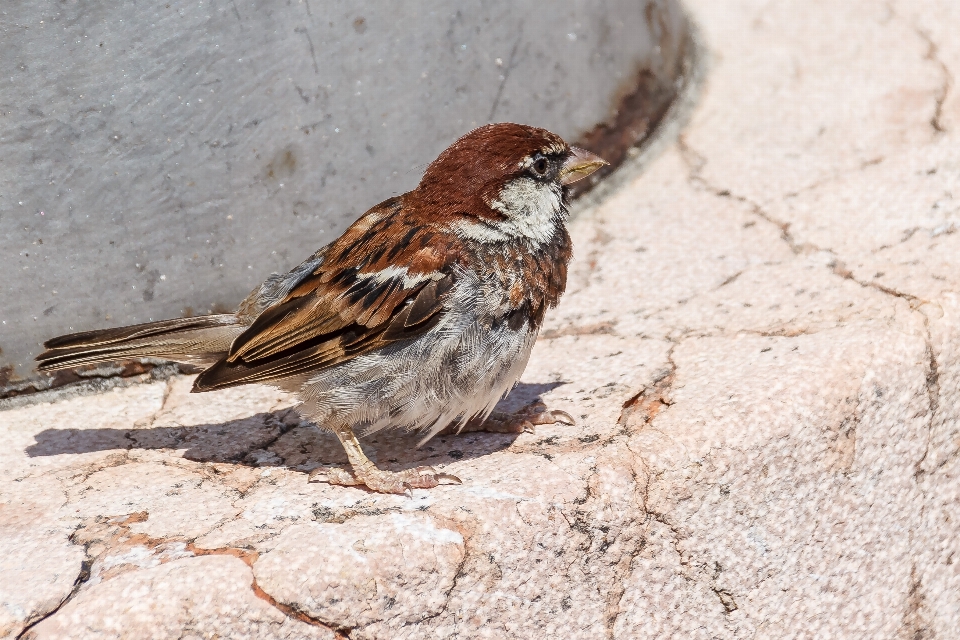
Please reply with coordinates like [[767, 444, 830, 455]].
[[559, 147, 609, 185]]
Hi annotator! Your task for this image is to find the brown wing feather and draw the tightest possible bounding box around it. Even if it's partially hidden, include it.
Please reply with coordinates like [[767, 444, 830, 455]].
[[192, 278, 449, 391], [41, 316, 237, 351], [192, 197, 461, 393]]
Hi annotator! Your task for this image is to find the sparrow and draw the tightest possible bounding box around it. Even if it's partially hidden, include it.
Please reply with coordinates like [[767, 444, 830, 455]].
[[36, 123, 607, 494]]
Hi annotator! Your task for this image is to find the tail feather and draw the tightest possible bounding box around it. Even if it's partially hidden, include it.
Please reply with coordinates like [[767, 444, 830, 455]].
[[36, 315, 245, 372]]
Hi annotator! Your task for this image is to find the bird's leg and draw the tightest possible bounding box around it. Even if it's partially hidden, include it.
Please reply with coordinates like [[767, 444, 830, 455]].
[[445, 401, 576, 435], [309, 423, 460, 494]]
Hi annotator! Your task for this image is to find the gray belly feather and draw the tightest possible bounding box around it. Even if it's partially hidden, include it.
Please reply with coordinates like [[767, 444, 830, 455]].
[[294, 268, 536, 444]]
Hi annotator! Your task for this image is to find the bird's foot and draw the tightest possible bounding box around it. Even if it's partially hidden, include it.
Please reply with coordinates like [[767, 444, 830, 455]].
[[309, 464, 461, 495], [452, 401, 576, 435]]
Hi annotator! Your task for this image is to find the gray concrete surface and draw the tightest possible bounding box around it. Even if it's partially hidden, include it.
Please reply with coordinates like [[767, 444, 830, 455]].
[[0, 0, 688, 382]]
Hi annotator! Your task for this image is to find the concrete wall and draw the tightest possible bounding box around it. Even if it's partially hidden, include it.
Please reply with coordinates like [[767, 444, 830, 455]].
[[0, 0, 688, 382]]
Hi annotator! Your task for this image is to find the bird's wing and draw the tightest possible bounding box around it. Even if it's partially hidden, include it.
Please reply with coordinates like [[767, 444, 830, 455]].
[[192, 197, 460, 391]]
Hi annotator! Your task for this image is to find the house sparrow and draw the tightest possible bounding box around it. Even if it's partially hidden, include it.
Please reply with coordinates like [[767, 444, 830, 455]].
[[36, 123, 607, 494]]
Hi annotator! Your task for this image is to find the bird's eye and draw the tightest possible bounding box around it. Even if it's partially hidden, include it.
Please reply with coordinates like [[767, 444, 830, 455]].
[[531, 157, 549, 177]]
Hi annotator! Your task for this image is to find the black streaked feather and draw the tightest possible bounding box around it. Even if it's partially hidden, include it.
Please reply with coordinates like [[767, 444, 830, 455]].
[[192, 272, 453, 392]]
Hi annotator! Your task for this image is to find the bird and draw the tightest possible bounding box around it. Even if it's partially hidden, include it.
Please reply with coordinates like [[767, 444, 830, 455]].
[[36, 123, 607, 494]]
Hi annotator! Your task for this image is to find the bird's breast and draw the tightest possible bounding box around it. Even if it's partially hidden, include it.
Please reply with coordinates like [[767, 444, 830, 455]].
[[460, 231, 572, 330]]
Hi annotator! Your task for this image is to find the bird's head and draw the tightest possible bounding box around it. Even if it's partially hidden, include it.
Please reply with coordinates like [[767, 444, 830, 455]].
[[413, 123, 607, 245]]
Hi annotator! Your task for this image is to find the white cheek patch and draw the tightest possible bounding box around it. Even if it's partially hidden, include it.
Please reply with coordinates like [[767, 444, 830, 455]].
[[489, 177, 565, 245], [449, 177, 565, 247]]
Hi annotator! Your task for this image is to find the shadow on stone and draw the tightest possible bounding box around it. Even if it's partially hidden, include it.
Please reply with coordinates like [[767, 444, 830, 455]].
[[24, 382, 565, 473]]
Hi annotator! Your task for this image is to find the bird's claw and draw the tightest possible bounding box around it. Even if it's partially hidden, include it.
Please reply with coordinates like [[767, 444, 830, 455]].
[[521, 404, 575, 427], [502, 402, 577, 434]]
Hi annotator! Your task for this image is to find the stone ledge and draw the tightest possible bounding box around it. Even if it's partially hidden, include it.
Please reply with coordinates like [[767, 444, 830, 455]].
[[3, 0, 960, 638]]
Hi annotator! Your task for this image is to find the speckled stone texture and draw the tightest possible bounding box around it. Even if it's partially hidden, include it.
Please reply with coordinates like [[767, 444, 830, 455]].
[[3, 0, 960, 637]]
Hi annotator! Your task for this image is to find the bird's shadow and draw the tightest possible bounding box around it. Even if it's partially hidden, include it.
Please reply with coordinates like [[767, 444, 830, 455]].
[[25, 382, 566, 473]]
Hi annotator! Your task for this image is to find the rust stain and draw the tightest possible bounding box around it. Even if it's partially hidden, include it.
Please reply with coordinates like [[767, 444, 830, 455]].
[[617, 371, 676, 428], [567, 44, 689, 199]]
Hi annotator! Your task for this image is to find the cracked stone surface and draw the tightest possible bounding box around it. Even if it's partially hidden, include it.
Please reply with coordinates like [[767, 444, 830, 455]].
[[2, 0, 960, 637], [29, 555, 337, 640]]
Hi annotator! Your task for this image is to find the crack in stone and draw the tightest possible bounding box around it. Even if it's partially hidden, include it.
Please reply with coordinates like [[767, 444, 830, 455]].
[[829, 259, 913, 299], [540, 467, 632, 638], [126, 376, 179, 435], [619, 369, 758, 632], [21, 509, 346, 638], [602, 461, 650, 638], [15, 543, 94, 639], [711, 586, 739, 614], [602, 442, 698, 636], [539, 319, 618, 340], [678, 131, 945, 321], [637, 471, 741, 626], [606, 138, 948, 625], [156, 376, 176, 417], [190, 545, 349, 637], [796, 258, 945, 480], [67, 451, 135, 487], [777, 154, 883, 203], [898, 565, 933, 639], [678, 135, 814, 255], [915, 338, 942, 478], [240, 407, 302, 467], [888, 0, 953, 135], [310, 501, 404, 525], [549, 455, 657, 638], [411, 534, 470, 633], [487, 24, 523, 122], [873, 219, 959, 253], [922, 26, 953, 134], [293, 27, 320, 76], [618, 346, 678, 430], [18, 511, 166, 638]]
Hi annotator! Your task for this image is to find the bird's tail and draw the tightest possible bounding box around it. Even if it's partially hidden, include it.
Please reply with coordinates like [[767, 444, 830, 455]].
[[35, 315, 245, 372]]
